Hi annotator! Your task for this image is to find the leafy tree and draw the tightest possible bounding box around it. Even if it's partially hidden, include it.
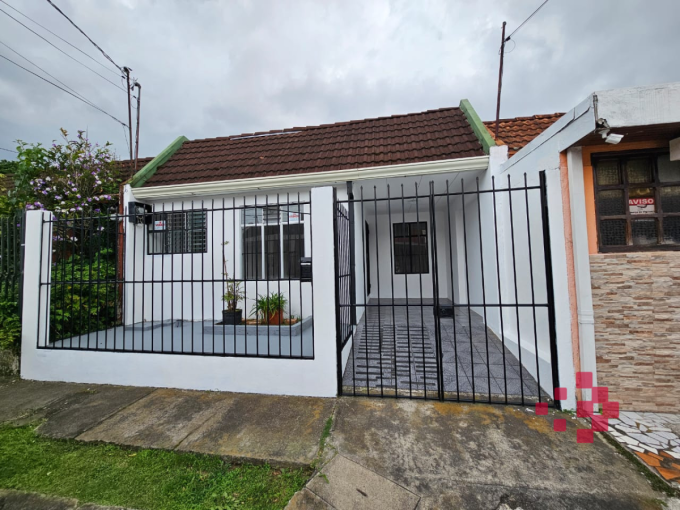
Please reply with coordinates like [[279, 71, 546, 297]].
[[10, 129, 119, 214]]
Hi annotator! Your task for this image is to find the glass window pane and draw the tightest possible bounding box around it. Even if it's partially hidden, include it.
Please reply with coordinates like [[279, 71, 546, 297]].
[[263, 207, 281, 224], [658, 154, 680, 183], [243, 226, 262, 280], [596, 160, 621, 185], [149, 232, 165, 254], [243, 208, 261, 225], [626, 158, 653, 184], [393, 223, 409, 274], [631, 218, 658, 246], [264, 225, 280, 279], [283, 224, 304, 278], [660, 186, 680, 213], [410, 222, 429, 273], [663, 216, 680, 244], [597, 190, 625, 216], [600, 219, 627, 246]]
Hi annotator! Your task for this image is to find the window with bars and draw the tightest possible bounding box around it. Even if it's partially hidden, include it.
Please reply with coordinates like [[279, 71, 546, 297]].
[[148, 210, 207, 254], [593, 151, 680, 251], [393, 222, 429, 274], [242, 205, 305, 280]]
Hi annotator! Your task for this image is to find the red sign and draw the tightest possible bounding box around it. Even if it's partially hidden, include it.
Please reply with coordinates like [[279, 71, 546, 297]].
[[629, 197, 655, 215]]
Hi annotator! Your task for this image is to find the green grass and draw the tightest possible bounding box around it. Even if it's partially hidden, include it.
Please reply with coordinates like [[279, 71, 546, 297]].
[[0, 425, 310, 510]]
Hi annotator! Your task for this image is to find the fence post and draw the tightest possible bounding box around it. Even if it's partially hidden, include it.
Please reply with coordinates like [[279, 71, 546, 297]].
[[21, 211, 53, 376], [310, 186, 339, 396]]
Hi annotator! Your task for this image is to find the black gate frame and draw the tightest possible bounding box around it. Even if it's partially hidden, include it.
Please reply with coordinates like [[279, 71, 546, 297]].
[[334, 171, 561, 409]]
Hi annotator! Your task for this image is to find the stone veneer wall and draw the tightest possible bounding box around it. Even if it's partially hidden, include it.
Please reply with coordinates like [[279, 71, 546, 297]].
[[590, 252, 680, 413]]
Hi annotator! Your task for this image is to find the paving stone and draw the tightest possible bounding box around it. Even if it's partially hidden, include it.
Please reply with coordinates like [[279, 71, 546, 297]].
[[635, 452, 661, 467], [657, 467, 680, 482], [640, 445, 658, 454], [0, 490, 77, 509], [618, 436, 639, 446], [37, 385, 154, 439], [285, 489, 334, 510], [307, 455, 419, 510], [671, 452, 680, 460], [649, 427, 673, 432], [177, 393, 335, 467], [614, 424, 639, 434], [628, 445, 644, 452], [77, 388, 234, 450], [0, 379, 86, 424]]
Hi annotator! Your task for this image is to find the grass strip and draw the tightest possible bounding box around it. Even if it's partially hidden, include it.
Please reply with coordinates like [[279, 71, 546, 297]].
[[0, 425, 310, 510]]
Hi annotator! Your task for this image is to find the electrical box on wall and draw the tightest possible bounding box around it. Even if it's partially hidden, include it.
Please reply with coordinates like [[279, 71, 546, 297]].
[[128, 202, 152, 225]]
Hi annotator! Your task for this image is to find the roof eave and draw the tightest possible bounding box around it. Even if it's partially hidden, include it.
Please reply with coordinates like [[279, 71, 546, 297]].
[[131, 155, 490, 199]]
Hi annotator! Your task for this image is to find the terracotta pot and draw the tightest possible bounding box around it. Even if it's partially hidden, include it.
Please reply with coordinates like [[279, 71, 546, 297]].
[[267, 310, 283, 325]]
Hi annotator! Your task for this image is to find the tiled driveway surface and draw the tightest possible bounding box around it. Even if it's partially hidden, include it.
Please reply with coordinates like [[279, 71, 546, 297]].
[[342, 301, 552, 403]]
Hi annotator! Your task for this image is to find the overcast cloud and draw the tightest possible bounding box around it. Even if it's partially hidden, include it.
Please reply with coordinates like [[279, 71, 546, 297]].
[[0, 0, 678, 160]]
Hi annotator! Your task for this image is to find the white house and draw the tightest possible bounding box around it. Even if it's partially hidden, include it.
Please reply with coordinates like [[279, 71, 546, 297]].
[[23, 85, 680, 412]]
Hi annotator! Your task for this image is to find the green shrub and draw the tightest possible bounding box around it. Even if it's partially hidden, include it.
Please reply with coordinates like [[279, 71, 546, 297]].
[[0, 301, 21, 352]]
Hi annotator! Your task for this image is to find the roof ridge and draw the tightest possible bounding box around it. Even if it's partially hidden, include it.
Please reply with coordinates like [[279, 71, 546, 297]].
[[186, 106, 461, 144], [483, 113, 564, 125]]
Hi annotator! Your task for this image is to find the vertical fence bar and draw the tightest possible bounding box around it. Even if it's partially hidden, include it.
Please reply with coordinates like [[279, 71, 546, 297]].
[[491, 177, 509, 403], [372, 186, 384, 396], [429, 182, 444, 401], [400, 185, 413, 397], [360, 186, 367, 395], [524, 174, 542, 402], [460, 179, 476, 402], [386, 185, 398, 397], [445, 181, 461, 401], [507, 174, 525, 404], [539, 170, 561, 409], [414, 183, 428, 399], [475, 178, 492, 403]]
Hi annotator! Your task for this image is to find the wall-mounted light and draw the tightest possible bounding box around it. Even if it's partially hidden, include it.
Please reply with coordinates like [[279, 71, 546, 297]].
[[604, 133, 624, 144]]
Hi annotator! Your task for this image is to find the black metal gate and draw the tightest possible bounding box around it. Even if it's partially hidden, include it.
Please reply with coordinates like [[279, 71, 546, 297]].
[[334, 171, 560, 408]]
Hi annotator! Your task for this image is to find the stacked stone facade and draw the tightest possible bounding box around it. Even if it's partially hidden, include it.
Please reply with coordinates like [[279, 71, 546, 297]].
[[590, 252, 680, 413]]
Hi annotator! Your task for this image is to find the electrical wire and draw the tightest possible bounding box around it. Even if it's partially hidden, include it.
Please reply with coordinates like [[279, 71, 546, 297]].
[[0, 0, 119, 76], [45, 0, 122, 73], [0, 53, 128, 127], [0, 147, 18, 153], [0, 39, 101, 110], [0, 7, 127, 92], [505, 0, 550, 41]]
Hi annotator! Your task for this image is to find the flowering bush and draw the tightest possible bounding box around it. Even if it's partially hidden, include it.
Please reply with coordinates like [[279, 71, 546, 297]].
[[10, 129, 119, 215]]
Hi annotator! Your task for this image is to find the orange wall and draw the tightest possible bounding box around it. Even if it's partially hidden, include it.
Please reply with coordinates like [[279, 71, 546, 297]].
[[581, 140, 670, 254]]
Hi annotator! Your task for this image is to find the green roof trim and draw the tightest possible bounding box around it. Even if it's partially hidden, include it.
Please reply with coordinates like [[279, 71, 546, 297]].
[[129, 135, 188, 188], [459, 99, 495, 155]]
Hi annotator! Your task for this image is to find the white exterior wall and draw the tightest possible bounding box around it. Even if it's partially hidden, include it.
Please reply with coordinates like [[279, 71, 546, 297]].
[[123, 186, 314, 325], [20, 188, 339, 397]]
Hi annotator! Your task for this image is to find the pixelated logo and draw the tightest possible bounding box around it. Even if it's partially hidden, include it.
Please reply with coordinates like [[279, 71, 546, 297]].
[[534, 372, 619, 443]]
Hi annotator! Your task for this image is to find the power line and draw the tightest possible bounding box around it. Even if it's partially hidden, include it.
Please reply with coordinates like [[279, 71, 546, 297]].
[[0, 39, 101, 111], [45, 0, 122, 73], [0, 147, 18, 153], [505, 0, 550, 41], [0, 52, 128, 127], [0, 0, 119, 76], [0, 6, 127, 92]]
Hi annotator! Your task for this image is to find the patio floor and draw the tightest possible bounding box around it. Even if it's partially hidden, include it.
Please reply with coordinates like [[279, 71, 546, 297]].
[[50, 317, 314, 358], [342, 300, 552, 403]]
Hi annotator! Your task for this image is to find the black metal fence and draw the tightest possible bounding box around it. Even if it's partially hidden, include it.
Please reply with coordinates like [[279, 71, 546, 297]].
[[0, 212, 25, 311], [36, 196, 314, 359], [335, 172, 559, 407]]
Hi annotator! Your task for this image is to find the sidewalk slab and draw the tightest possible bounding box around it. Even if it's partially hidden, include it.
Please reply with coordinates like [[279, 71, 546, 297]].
[[328, 398, 673, 510], [37, 385, 154, 439], [0, 379, 86, 424], [76, 388, 233, 450], [177, 393, 335, 467], [0, 490, 133, 509], [306, 455, 419, 510], [286, 489, 333, 509]]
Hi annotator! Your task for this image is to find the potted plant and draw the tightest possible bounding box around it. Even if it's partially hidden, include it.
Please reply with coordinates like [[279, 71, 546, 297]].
[[251, 292, 287, 325], [222, 280, 244, 325], [221, 241, 244, 325]]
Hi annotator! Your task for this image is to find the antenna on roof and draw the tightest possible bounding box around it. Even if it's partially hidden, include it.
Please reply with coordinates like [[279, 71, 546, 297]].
[[494, 21, 507, 139]]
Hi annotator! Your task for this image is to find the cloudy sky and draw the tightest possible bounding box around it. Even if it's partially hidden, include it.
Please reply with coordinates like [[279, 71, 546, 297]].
[[0, 0, 678, 161]]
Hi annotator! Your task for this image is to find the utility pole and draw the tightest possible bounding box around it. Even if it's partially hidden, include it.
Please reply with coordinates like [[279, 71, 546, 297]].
[[494, 21, 507, 139], [124, 66, 133, 162], [134, 82, 141, 171]]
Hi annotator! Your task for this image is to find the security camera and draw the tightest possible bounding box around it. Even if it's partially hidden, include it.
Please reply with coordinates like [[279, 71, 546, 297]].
[[605, 133, 624, 144]]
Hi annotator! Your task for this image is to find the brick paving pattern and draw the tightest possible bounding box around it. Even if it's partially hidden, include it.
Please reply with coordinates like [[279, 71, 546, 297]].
[[342, 302, 549, 403]]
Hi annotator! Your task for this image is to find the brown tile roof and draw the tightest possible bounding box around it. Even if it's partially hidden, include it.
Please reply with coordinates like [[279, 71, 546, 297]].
[[143, 107, 485, 187], [483, 113, 564, 156], [115, 157, 154, 181]]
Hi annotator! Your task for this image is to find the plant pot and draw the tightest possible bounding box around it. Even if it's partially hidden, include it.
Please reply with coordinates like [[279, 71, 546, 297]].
[[222, 309, 242, 325], [267, 310, 283, 325]]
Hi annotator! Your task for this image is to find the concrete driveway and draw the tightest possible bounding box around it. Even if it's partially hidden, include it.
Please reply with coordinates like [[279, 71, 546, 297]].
[[291, 397, 680, 510]]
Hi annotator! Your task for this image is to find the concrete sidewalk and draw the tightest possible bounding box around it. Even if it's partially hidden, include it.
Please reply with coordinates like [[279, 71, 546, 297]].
[[289, 398, 680, 510], [0, 377, 334, 467]]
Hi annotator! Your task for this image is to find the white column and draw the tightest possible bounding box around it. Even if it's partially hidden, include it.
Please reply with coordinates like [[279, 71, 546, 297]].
[[310, 186, 339, 396], [21, 210, 53, 377], [567, 147, 597, 395]]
